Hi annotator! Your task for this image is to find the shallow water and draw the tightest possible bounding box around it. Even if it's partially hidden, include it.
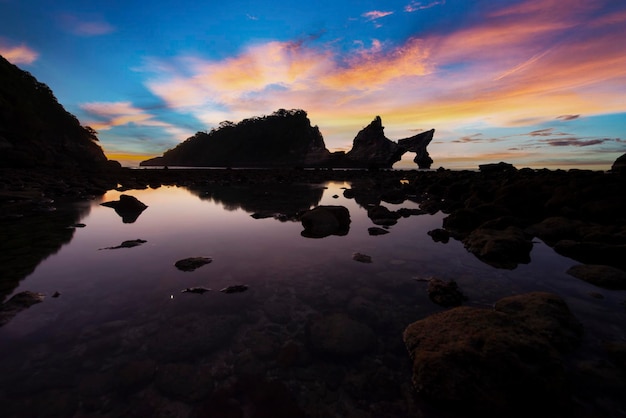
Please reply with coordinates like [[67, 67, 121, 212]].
[[1, 181, 625, 417]]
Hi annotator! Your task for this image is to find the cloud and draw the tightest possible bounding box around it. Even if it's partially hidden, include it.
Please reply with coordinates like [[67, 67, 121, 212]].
[[544, 137, 610, 147], [556, 114, 580, 121], [246, 14, 259, 21], [362, 10, 394, 21], [0, 39, 38, 64], [404, 1, 446, 13], [58, 14, 115, 36], [81, 101, 192, 140]]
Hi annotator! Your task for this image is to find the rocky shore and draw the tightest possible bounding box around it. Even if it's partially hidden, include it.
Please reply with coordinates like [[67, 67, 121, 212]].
[[1, 159, 626, 417]]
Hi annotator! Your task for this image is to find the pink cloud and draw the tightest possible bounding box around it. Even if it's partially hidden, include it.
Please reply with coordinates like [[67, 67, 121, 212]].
[[405, 1, 446, 13], [362, 10, 394, 21], [0, 40, 38, 64]]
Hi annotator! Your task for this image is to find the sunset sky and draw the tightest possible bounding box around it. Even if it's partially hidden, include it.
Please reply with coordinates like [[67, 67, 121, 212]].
[[1, 0, 625, 169]]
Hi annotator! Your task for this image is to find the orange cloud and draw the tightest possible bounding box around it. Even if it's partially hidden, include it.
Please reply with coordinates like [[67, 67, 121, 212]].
[[0, 40, 38, 64], [58, 14, 115, 36]]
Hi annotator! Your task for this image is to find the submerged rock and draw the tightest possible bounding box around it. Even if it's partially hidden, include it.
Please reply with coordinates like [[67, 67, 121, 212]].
[[463, 226, 532, 269], [368, 227, 389, 236], [403, 292, 583, 417], [174, 257, 212, 272], [0, 291, 45, 326], [352, 253, 372, 263], [220, 285, 249, 294], [566, 264, 626, 290], [427, 278, 466, 307], [307, 313, 377, 358]]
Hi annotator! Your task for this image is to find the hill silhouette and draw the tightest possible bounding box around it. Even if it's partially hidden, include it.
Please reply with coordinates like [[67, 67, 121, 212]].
[[0, 54, 109, 169], [140, 110, 435, 169]]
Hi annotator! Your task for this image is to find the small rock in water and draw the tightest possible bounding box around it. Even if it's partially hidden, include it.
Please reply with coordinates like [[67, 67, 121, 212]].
[[368, 227, 389, 236], [52, 291, 61, 298], [72, 223, 86, 228], [175, 257, 213, 272], [353, 253, 372, 263], [100, 239, 147, 250], [181, 287, 211, 294], [220, 285, 248, 294]]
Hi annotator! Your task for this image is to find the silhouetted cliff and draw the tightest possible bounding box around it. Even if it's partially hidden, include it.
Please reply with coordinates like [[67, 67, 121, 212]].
[[141, 110, 435, 169], [141, 109, 331, 167], [0, 54, 109, 169]]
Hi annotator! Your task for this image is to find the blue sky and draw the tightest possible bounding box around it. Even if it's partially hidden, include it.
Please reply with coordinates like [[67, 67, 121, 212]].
[[1, 0, 625, 168]]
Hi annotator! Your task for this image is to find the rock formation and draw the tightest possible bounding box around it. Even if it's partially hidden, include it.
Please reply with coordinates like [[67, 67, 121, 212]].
[[140, 111, 435, 169], [0, 54, 112, 170]]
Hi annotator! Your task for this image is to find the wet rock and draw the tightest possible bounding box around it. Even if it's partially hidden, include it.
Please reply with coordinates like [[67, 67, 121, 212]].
[[368, 227, 389, 236], [566, 264, 626, 290], [427, 278, 466, 307], [0, 291, 45, 326], [100, 194, 148, 223], [220, 285, 248, 294], [100, 238, 147, 250], [307, 313, 377, 358], [403, 292, 583, 417], [181, 287, 211, 294], [554, 240, 626, 270], [352, 252, 372, 263], [174, 256, 212, 272], [526, 216, 584, 245], [463, 226, 532, 269], [427, 228, 449, 243], [367, 205, 400, 226], [300, 205, 351, 238]]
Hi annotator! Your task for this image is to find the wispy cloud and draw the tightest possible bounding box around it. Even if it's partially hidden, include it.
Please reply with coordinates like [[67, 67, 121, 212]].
[[543, 137, 612, 147], [556, 114, 580, 121], [404, 1, 446, 13], [362, 10, 394, 21], [246, 14, 258, 21], [0, 39, 38, 64], [58, 14, 115, 36]]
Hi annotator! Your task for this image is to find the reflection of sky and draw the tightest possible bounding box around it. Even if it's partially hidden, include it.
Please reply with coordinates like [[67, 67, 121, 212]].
[[1, 1, 625, 169], [1, 183, 624, 344]]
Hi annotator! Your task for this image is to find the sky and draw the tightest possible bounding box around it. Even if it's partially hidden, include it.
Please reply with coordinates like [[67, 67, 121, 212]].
[[1, 0, 625, 169]]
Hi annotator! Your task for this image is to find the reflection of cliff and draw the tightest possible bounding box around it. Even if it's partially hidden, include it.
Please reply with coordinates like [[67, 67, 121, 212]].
[[185, 183, 324, 219], [0, 201, 92, 302]]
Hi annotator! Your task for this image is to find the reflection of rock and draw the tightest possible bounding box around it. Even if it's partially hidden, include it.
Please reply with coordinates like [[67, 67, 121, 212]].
[[0, 291, 45, 326], [100, 194, 147, 223], [403, 292, 583, 417], [367, 205, 401, 226], [220, 285, 249, 294], [100, 239, 146, 250], [174, 257, 212, 272], [368, 227, 389, 236], [300, 205, 351, 238], [352, 253, 372, 263], [427, 228, 449, 243], [566, 264, 626, 289]]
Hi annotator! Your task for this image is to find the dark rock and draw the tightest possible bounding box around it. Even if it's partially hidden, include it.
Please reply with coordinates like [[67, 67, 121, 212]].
[[220, 285, 249, 294], [427, 278, 466, 307], [368, 227, 390, 236], [463, 226, 533, 269], [0, 291, 45, 326], [427, 228, 449, 243], [479, 161, 517, 175], [100, 194, 148, 223], [566, 264, 626, 290], [396, 207, 425, 217], [611, 153, 626, 173], [526, 217, 584, 245], [100, 239, 147, 250], [174, 256, 212, 272], [300, 205, 351, 238], [307, 313, 377, 357], [554, 240, 626, 270], [367, 204, 400, 226], [181, 287, 211, 294], [605, 342, 626, 374], [352, 252, 372, 263], [403, 292, 583, 417], [397, 129, 435, 169]]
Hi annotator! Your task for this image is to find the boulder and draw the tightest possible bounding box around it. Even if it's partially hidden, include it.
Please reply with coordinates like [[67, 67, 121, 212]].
[[174, 257, 212, 272], [367, 205, 400, 226], [463, 226, 533, 269], [611, 153, 626, 173], [566, 264, 626, 290], [403, 292, 583, 417], [300, 205, 350, 238], [427, 228, 450, 243]]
